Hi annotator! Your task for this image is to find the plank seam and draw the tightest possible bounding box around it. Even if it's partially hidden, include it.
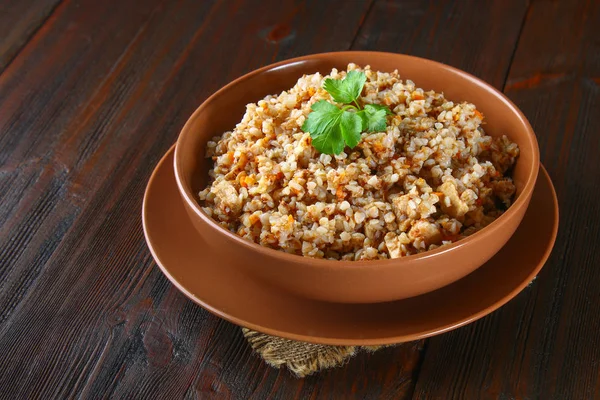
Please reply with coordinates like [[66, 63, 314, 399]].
[[501, 0, 532, 91], [348, 0, 377, 50], [408, 339, 430, 399]]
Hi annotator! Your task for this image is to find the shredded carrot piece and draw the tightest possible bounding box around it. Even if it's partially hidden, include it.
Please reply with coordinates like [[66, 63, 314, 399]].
[[336, 186, 346, 200], [238, 172, 248, 188]]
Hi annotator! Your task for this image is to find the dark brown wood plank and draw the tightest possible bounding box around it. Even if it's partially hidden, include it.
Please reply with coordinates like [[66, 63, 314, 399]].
[[349, 1, 528, 398], [0, 0, 533, 398], [0, 0, 539, 399], [353, 0, 529, 89], [0, 0, 373, 398], [412, 0, 600, 398], [0, 0, 63, 72]]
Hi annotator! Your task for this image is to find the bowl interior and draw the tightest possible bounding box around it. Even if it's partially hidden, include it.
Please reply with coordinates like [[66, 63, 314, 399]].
[[176, 52, 538, 234]]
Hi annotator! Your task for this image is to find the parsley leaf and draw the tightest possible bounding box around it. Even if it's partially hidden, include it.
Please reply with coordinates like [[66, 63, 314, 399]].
[[323, 70, 367, 104], [340, 111, 363, 148], [301, 71, 392, 155], [302, 100, 362, 155], [357, 104, 392, 132]]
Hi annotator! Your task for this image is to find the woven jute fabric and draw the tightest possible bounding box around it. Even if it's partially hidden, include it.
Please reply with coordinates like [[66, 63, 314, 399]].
[[242, 329, 388, 377]]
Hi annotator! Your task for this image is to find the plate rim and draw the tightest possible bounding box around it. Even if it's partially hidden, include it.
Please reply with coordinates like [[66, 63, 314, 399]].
[[143, 145, 559, 345]]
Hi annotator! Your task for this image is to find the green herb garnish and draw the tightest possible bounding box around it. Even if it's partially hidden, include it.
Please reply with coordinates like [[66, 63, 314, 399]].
[[301, 71, 392, 155]]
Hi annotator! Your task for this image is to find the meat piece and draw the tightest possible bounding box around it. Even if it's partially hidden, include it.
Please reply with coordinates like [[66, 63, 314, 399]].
[[438, 181, 469, 218], [384, 232, 411, 259], [408, 219, 442, 246], [211, 180, 242, 214], [391, 190, 439, 221]]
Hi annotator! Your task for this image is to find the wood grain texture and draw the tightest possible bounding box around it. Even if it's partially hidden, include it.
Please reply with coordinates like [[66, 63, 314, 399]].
[[0, 0, 597, 398], [346, 1, 529, 398], [353, 0, 529, 89], [0, 0, 63, 72], [0, 0, 376, 398], [412, 0, 600, 399]]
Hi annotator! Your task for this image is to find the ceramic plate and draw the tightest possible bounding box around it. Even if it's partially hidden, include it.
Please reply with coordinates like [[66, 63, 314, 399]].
[[142, 146, 558, 345]]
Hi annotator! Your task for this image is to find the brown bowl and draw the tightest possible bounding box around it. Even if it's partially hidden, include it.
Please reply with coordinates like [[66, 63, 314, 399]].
[[174, 51, 539, 304]]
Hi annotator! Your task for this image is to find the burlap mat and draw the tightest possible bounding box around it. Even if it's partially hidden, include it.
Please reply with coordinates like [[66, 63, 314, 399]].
[[242, 328, 389, 377]]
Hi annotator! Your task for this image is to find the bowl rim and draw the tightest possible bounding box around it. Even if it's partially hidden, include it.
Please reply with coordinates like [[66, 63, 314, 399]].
[[174, 51, 540, 268]]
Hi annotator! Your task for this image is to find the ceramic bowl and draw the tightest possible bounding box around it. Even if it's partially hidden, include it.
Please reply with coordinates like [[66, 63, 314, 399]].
[[174, 51, 539, 303]]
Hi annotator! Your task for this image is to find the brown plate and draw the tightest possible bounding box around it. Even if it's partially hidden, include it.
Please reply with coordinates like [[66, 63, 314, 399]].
[[143, 146, 558, 345]]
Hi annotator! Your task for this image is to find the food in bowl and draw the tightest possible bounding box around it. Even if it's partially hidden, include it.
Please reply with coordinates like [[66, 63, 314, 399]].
[[198, 64, 519, 261]]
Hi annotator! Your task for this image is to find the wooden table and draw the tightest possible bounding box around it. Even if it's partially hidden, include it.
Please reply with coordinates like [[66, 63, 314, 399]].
[[0, 0, 598, 398]]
